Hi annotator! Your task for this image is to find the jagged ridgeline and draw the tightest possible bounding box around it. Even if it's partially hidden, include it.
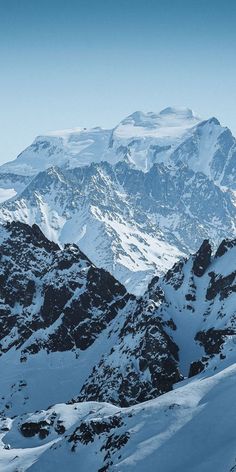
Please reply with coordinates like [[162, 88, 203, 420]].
[[0, 221, 235, 416], [0, 108, 235, 295]]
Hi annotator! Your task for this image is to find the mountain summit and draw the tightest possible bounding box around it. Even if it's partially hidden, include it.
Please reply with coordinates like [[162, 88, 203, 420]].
[[0, 106, 234, 184]]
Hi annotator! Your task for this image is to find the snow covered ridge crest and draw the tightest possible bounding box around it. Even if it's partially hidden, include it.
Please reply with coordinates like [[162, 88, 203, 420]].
[[1, 365, 236, 472]]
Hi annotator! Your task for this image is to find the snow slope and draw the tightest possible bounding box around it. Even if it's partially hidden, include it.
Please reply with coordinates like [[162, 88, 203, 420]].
[[0, 221, 181, 416], [0, 222, 236, 415], [1, 364, 236, 472]]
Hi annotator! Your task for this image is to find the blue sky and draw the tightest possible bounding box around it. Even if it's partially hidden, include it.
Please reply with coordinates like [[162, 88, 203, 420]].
[[1, 0, 236, 163]]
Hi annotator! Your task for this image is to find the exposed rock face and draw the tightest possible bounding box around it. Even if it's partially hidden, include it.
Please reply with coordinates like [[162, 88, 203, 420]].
[[206, 270, 236, 301], [0, 221, 130, 359], [215, 238, 236, 258], [192, 239, 212, 277], [152, 237, 236, 379], [77, 299, 182, 406], [195, 329, 235, 356]]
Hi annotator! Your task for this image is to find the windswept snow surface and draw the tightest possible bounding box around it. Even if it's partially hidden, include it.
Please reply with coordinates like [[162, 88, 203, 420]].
[[1, 365, 236, 471], [0, 188, 16, 203]]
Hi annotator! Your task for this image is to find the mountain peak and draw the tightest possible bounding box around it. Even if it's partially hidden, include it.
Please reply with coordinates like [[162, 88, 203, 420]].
[[122, 107, 200, 127], [197, 116, 221, 128], [159, 106, 197, 119]]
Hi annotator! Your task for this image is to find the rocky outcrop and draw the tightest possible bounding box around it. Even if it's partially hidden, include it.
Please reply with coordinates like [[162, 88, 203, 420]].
[[77, 302, 182, 406], [192, 239, 212, 277]]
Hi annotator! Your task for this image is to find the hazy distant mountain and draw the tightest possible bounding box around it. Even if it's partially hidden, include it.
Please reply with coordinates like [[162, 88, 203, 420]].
[[1, 107, 236, 186]]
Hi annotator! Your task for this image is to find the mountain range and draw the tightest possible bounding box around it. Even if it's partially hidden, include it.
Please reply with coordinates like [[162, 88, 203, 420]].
[[0, 107, 236, 471], [0, 107, 236, 294], [0, 222, 235, 470]]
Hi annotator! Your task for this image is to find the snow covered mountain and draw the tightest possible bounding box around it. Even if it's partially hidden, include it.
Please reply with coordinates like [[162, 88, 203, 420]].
[[0, 221, 182, 417], [1, 107, 236, 470], [0, 222, 235, 410], [76, 237, 236, 405], [0, 160, 235, 294], [0, 107, 235, 294], [1, 107, 235, 186], [1, 222, 236, 470], [0, 107, 201, 176]]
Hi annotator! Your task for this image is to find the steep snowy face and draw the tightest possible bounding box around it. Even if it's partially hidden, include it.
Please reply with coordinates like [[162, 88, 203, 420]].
[[108, 107, 201, 171], [146, 238, 236, 378], [71, 238, 236, 407], [0, 221, 131, 356], [77, 291, 182, 407], [0, 161, 235, 294], [171, 117, 236, 186], [113, 107, 200, 140], [0, 163, 184, 294]]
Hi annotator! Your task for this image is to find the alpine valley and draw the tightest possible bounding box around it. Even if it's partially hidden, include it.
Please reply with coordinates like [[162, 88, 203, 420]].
[[0, 108, 236, 471]]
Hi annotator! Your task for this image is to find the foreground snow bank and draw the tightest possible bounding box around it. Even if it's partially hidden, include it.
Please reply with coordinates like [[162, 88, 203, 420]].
[[1, 364, 236, 471]]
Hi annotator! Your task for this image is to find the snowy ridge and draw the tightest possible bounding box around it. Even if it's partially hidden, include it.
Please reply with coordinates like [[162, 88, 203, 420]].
[[1, 106, 234, 179], [0, 161, 235, 294], [1, 349, 236, 471]]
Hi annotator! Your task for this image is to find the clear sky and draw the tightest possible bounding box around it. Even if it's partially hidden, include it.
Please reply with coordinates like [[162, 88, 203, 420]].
[[1, 0, 236, 164]]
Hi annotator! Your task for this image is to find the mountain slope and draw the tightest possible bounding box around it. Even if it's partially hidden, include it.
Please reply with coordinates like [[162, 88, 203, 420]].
[[0, 161, 235, 294], [0, 222, 236, 416], [76, 237, 236, 405], [0, 107, 236, 293], [1, 364, 236, 472], [0, 221, 182, 417], [0, 223, 236, 470]]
